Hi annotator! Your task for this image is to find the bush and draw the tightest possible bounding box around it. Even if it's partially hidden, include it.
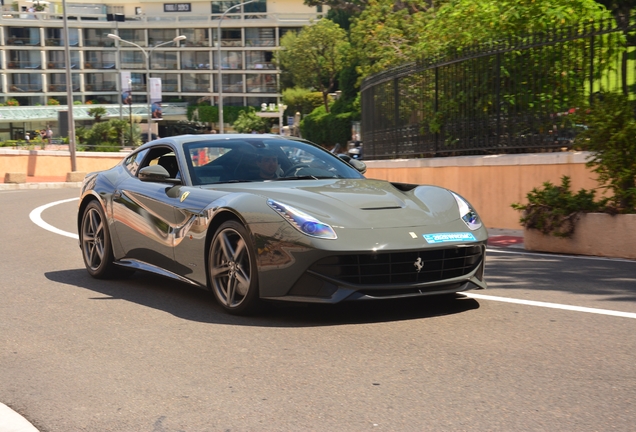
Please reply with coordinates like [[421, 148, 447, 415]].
[[232, 109, 270, 133], [300, 105, 358, 146], [512, 176, 606, 237], [47, 98, 60, 106]]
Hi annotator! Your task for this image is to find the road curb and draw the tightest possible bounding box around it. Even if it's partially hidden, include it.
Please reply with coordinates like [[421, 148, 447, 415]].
[[0, 182, 83, 191]]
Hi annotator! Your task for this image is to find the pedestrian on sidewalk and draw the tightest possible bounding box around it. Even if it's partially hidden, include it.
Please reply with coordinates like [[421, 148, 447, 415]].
[[46, 126, 52, 145], [24, 132, 30, 147]]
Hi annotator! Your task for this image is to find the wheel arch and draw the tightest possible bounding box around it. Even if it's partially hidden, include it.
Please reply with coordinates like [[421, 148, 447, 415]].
[[203, 208, 249, 287], [77, 192, 105, 240]]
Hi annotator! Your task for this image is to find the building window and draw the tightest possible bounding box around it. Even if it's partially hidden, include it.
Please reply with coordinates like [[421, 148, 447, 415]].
[[182, 73, 210, 92], [181, 52, 211, 69], [10, 74, 43, 92], [222, 74, 243, 93], [47, 51, 80, 69], [246, 74, 276, 93], [45, 28, 79, 46], [118, 29, 147, 47], [84, 51, 116, 69], [220, 28, 242, 46], [148, 29, 177, 47], [85, 73, 117, 92], [8, 51, 41, 69], [83, 29, 116, 47], [245, 28, 275, 47], [48, 73, 80, 92], [121, 51, 146, 69], [245, 51, 274, 69], [7, 27, 41, 46], [215, 51, 243, 69], [150, 51, 178, 70], [180, 28, 209, 47]]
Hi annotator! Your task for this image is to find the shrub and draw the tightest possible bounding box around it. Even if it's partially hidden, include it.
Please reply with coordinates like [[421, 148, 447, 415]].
[[300, 105, 358, 146], [6, 98, 19, 107], [47, 98, 60, 106], [512, 176, 607, 237]]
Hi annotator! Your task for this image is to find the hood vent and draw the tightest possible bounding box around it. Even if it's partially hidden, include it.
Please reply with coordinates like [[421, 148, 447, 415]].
[[360, 206, 403, 210]]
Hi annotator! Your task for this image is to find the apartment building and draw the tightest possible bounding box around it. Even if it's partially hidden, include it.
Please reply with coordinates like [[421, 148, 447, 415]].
[[0, 0, 324, 140]]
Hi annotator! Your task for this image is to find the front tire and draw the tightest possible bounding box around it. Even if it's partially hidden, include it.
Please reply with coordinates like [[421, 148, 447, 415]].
[[208, 220, 260, 315], [80, 200, 121, 279]]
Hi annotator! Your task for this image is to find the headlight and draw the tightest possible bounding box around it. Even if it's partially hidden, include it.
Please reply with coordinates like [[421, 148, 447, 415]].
[[267, 199, 337, 239], [451, 192, 482, 230]]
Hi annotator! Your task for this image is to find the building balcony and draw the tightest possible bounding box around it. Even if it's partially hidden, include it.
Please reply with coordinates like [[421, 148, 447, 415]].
[[7, 61, 41, 69], [83, 62, 116, 69], [9, 83, 42, 92]]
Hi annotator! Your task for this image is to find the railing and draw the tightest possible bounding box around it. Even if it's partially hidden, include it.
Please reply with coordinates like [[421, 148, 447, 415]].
[[6, 61, 42, 69], [360, 15, 636, 159]]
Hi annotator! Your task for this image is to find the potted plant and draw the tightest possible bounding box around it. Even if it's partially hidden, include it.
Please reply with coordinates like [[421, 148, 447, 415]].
[[6, 98, 19, 107], [512, 92, 636, 259]]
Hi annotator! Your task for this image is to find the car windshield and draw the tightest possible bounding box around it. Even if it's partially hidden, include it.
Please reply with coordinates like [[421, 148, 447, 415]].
[[182, 137, 365, 186]]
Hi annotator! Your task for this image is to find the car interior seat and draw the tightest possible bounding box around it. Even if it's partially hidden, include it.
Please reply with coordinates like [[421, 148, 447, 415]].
[[157, 155, 179, 178]]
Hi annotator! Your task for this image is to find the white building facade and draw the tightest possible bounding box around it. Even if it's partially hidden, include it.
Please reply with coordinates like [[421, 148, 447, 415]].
[[0, 0, 324, 139]]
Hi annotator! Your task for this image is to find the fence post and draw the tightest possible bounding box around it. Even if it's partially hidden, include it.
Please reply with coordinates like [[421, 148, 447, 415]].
[[589, 35, 595, 105], [495, 52, 501, 148], [394, 77, 399, 156], [434, 66, 439, 155]]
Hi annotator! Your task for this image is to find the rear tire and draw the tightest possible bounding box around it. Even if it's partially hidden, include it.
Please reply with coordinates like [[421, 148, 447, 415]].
[[208, 220, 260, 315], [80, 200, 126, 279]]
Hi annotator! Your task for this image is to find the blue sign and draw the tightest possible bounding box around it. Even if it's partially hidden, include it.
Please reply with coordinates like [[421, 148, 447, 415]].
[[423, 232, 477, 244]]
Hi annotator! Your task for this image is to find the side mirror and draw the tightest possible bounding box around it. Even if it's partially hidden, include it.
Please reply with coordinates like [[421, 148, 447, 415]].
[[139, 165, 181, 184], [338, 153, 367, 174]]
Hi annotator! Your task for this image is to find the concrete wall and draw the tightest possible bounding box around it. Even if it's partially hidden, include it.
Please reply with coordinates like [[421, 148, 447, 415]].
[[0, 149, 601, 230], [0, 149, 125, 178]]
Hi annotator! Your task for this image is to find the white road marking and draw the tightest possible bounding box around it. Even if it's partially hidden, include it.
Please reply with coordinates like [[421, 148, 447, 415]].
[[487, 247, 636, 263], [464, 292, 636, 319], [29, 197, 79, 240]]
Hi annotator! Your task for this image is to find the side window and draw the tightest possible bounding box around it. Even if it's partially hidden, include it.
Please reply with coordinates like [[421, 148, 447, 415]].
[[123, 149, 149, 176], [141, 147, 180, 179]]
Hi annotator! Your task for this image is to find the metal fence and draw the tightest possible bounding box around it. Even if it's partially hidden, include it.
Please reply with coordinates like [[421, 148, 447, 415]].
[[360, 16, 636, 159]]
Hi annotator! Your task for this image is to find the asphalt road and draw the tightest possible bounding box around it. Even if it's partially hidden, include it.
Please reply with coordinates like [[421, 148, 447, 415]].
[[1, 188, 635, 432]]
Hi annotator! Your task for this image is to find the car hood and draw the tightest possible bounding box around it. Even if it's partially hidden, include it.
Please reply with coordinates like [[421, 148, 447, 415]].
[[210, 178, 462, 229]]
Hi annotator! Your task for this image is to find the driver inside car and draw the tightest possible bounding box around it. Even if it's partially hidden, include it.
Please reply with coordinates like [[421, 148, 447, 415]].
[[255, 151, 282, 180]]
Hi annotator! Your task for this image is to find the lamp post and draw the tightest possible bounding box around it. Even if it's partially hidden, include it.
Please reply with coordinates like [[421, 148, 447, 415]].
[[217, 0, 255, 133], [62, 0, 76, 171], [108, 33, 186, 139]]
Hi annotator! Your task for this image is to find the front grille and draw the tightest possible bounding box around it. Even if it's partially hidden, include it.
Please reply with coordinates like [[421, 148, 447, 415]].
[[309, 245, 483, 286]]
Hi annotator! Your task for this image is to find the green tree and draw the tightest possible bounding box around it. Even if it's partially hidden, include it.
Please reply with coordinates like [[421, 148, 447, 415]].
[[349, 0, 432, 78], [276, 19, 350, 112], [419, 0, 609, 55], [232, 110, 270, 133], [281, 87, 323, 117], [87, 106, 107, 123]]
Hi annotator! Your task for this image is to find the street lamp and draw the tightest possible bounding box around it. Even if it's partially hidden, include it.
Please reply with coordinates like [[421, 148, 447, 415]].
[[217, 0, 256, 133], [108, 33, 186, 139]]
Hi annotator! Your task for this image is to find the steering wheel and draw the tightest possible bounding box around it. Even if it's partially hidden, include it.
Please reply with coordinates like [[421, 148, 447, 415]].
[[283, 163, 310, 177]]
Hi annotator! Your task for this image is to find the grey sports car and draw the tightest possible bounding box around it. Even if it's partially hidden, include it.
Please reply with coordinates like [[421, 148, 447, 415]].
[[78, 134, 487, 314]]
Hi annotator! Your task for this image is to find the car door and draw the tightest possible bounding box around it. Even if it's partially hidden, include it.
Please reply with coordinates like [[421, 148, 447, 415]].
[[111, 145, 184, 274]]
